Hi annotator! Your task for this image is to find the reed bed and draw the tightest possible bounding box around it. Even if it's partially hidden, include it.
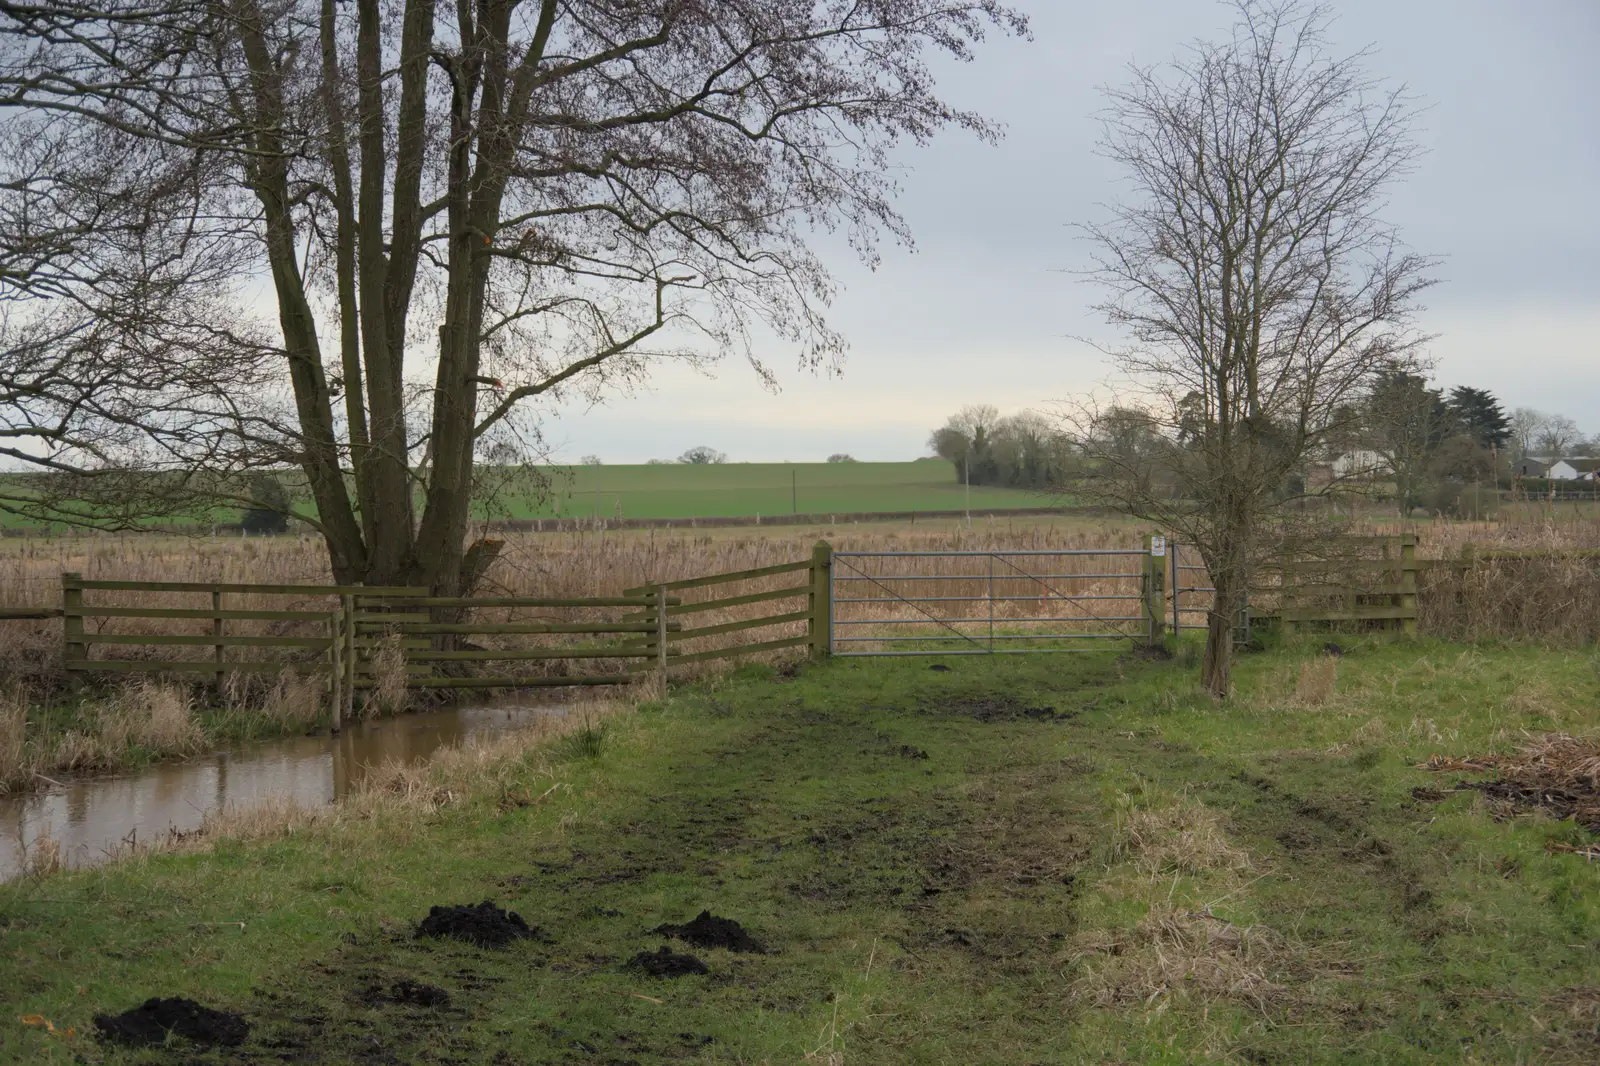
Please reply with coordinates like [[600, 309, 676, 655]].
[[0, 511, 1594, 695]]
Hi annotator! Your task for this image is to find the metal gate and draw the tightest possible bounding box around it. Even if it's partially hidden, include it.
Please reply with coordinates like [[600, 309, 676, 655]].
[[828, 548, 1154, 656]]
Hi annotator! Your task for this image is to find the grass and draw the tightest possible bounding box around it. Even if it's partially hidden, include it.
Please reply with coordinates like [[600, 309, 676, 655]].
[[506, 460, 1052, 519], [0, 461, 1056, 531], [5, 637, 1600, 1063]]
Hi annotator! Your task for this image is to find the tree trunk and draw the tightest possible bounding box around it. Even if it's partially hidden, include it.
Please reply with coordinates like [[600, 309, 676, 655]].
[[1201, 545, 1249, 699]]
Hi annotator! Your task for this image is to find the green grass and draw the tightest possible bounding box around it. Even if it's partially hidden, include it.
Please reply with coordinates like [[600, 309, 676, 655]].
[[5, 639, 1600, 1063], [0, 461, 1053, 530], [489, 460, 1052, 520]]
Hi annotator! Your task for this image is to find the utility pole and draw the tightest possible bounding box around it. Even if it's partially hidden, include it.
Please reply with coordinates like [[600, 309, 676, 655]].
[[792, 468, 797, 515], [964, 458, 970, 527]]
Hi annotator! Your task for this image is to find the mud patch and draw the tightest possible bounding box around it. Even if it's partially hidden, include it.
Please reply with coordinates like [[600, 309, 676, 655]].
[[1422, 733, 1600, 832], [417, 900, 543, 948], [627, 946, 709, 977], [652, 910, 767, 953], [94, 997, 250, 1048], [928, 663, 951, 672], [1127, 643, 1174, 661], [897, 745, 930, 760], [935, 694, 1074, 723], [388, 980, 451, 1007]]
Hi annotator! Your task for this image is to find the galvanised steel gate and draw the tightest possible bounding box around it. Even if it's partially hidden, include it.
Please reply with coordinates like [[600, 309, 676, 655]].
[[828, 547, 1159, 656]]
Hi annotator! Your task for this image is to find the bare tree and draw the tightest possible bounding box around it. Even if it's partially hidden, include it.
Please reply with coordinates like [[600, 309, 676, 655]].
[[1534, 414, 1583, 458], [1508, 407, 1549, 461], [1071, 1, 1433, 696], [0, 95, 279, 527], [0, 0, 1024, 590]]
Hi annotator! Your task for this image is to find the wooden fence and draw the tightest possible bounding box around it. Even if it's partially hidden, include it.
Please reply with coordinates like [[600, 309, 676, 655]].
[[1246, 533, 1418, 634], [624, 540, 832, 665], [1166, 534, 1420, 637], [21, 535, 1459, 724], [49, 543, 836, 726]]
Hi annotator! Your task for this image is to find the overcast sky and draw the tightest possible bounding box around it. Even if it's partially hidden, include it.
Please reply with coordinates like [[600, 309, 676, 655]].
[[540, 0, 1600, 464]]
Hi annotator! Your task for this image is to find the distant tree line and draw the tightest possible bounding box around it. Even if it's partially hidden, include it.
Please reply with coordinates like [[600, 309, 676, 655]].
[[931, 379, 1594, 518], [927, 406, 1070, 490]]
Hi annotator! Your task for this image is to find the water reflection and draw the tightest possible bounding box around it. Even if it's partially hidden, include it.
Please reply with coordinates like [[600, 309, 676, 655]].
[[1, 700, 565, 880]]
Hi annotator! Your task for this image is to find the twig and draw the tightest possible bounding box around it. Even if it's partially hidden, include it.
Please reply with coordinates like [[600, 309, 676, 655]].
[[1203, 872, 1272, 911], [32, 772, 66, 788], [625, 992, 663, 1005]]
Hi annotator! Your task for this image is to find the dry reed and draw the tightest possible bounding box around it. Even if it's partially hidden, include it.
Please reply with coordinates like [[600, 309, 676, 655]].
[[360, 632, 409, 719], [0, 510, 1592, 695], [24, 833, 63, 878], [0, 685, 26, 790]]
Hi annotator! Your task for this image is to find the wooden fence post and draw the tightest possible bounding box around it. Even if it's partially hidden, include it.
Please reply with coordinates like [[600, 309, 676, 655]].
[[1399, 532, 1418, 635], [212, 588, 225, 690], [809, 540, 833, 660], [328, 607, 343, 734], [1169, 537, 1180, 636], [654, 585, 669, 681], [341, 593, 356, 723], [63, 571, 84, 692], [1143, 534, 1167, 645]]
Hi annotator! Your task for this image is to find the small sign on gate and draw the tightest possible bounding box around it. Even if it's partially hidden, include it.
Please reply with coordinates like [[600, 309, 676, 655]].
[[1150, 535, 1166, 556]]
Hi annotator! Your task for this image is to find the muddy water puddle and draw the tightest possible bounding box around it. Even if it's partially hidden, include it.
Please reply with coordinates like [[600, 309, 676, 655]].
[[0, 700, 567, 880]]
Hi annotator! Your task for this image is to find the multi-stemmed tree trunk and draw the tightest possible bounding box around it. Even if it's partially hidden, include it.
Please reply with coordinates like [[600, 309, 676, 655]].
[[0, 0, 1024, 591], [1071, 0, 1433, 697]]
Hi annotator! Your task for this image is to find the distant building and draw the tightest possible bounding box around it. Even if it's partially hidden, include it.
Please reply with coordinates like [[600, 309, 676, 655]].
[[1567, 459, 1600, 481], [1331, 449, 1388, 479], [1516, 457, 1599, 480]]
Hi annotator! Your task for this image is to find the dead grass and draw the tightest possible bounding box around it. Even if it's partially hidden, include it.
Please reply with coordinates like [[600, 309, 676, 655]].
[[235, 668, 325, 731], [23, 833, 63, 878], [1422, 731, 1600, 831], [360, 632, 409, 719], [0, 685, 25, 790], [1293, 655, 1338, 706], [1068, 904, 1282, 1012], [1111, 788, 1253, 876]]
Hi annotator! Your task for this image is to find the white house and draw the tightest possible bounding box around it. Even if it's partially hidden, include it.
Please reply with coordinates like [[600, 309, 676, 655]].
[[1331, 449, 1388, 478]]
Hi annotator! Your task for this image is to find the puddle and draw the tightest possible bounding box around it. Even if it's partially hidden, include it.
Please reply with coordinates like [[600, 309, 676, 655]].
[[0, 699, 566, 880]]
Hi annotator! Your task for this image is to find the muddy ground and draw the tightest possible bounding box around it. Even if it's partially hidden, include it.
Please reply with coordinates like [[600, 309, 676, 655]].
[[22, 649, 1600, 1064]]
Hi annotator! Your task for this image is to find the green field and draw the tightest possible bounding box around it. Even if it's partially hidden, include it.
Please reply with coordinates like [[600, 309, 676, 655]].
[[0, 461, 1054, 530], [500, 460, 1053, 520]]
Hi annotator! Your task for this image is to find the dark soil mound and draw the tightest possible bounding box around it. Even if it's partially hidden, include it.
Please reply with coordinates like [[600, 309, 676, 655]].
[[1322, 642, 1346, 657], [389, 980, 450, 1007], [94, 997, 250, 1048], [1128, 643, 1174, 661], [628, 946, 709, 977], [416, 900, 539, 948], [652, 910, 767, 953], [897, 745, 930, 760], [928, 663, 951, 672]]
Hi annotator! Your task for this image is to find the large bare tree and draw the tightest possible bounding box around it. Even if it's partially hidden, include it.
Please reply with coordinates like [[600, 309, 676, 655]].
[[1071, 0, 1433, 696], [0, 0, 1023, 589]]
